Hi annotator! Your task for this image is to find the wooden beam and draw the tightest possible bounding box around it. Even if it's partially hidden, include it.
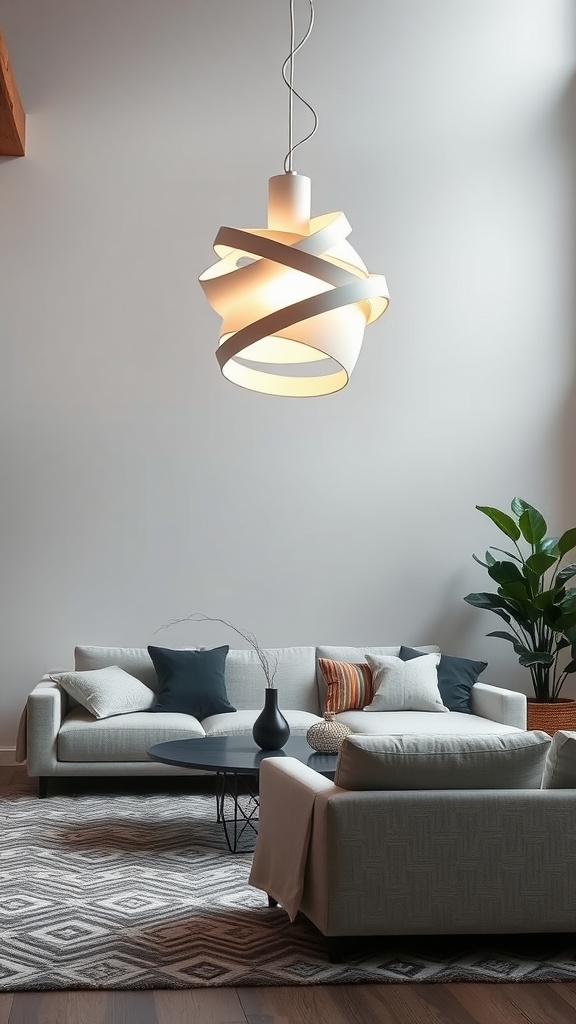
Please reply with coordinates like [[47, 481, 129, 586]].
[[0, 27, 25, 156]]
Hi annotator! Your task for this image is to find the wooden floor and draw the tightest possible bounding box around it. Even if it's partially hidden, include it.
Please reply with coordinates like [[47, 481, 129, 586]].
[[2, 767, 576, 1024]]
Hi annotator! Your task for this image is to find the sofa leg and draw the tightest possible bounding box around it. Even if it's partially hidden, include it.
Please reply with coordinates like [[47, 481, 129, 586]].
[[267, 894, 278, 908], [38, 777, 49, 799]]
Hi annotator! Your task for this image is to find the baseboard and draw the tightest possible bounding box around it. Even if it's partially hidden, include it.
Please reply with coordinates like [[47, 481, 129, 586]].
[[0, 747, 16, 765]]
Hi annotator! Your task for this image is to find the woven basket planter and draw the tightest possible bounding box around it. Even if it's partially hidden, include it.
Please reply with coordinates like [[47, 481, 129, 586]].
[[526, 698, 576, 736]]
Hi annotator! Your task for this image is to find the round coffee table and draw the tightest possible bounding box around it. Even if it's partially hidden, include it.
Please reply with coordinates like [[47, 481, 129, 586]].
[[148, 736, 337, 852]]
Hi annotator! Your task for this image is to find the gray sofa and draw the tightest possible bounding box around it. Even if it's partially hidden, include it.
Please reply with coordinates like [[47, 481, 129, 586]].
[[21, 643, 527, 792], [249, 730, 576, 959]]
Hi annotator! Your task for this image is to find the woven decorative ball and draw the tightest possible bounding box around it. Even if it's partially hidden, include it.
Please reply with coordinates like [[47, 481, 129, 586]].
[[306, 712, 351, 753]]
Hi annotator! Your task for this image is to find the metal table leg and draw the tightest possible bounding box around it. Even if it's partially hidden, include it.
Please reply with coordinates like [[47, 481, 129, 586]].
[[215, 771, 259, 853]]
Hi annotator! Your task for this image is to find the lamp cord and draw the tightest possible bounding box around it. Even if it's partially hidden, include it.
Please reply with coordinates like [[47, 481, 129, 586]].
[[282, 0, 318, 173]]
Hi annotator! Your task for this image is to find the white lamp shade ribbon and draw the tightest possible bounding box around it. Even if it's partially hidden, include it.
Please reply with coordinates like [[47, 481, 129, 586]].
[[199, 173, 389, 397]]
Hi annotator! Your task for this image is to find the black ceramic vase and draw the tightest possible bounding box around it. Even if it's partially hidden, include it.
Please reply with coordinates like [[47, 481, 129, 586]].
[[252, 687, 290, 751]]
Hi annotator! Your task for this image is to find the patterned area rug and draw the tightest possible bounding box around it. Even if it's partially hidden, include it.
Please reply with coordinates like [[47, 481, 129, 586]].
[[2, 787, 576, 990]]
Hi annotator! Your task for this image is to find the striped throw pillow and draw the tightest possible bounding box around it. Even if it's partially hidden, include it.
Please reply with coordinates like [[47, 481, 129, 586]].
[[318, 658, 375, 714]]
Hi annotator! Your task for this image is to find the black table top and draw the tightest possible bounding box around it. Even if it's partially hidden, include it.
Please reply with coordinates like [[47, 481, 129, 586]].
[[148, 735, 337, 777]]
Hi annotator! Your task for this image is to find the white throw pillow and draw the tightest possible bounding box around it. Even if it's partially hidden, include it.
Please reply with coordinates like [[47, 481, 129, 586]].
[[50, 666, 157, 719], [364, 653, 449, 713], [541, 730, 576, 788]]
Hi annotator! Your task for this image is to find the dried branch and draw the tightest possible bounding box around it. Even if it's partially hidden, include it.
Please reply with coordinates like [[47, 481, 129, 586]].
[[158, 612, 279, 688]]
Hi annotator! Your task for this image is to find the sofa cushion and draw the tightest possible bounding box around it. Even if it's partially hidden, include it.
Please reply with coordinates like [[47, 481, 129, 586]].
[[334, 732, 551, 791], [318, 659, 374, 714], [50, 666, 156, 719], [224, 647, 319, 714], [399, 646, 487, 714], [75, 646, 160, 690], [58, 708, 205, 762], [335, 710, 520, 736], [148, 645, 235, 719], [364, 654, 448, 713], [541, 730, 576, 788], [202, 710, 323, 737]]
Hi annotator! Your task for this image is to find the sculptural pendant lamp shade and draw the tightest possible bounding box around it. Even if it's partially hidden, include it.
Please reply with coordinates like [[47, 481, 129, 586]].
[[199, 1, 389, 397]]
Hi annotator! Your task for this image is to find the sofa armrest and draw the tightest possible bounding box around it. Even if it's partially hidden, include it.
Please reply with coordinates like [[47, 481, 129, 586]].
[[249, 758, 338, 920], [25, 678, 67, 775], [470, 681, 527, 729]]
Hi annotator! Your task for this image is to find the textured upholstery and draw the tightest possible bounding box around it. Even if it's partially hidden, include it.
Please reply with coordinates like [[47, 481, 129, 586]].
[[364, 653, 447, 713], [470, 681, 527, 730], [22, 644, 527, 779], [202, 709, 322, 737], [334, 709, 520, 735], [52, 666, 156, 719], [58, 708, 205, 762], [223, 647, 319, 713], [75, 646, 160, 690], [72, 644, 320, 716], [25, 679, 65, 775], [250, 759, 576, 937], [334, 732, 551, 791]]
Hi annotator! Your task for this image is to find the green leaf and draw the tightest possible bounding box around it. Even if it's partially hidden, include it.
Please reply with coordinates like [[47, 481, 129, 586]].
[[557, 588, 576, 614], [554, 611, 576, 632], [558, 528, 576, 557], [487, 561, 525, 586], [536, 536, 561, 557], [525, 553, 557, 577], [522, 568, 540, 598], [557, 563, 576, 587], [472, 551, 497, 569], [486, 630, 520, 645], [488, 608, 512, 625], [518, 651, 554, 667], [519, 507, 547, 546], [511, 497, 531, 516], [513, 641, 543, 660], [564, 659, 576, 675], [464, 592, 531, 630], [489, 547, 523, 563], [464, 592, 502, 610], [498, 580, 530, 604], [532, 588, 561, 611], [476, 506, 521, 542]]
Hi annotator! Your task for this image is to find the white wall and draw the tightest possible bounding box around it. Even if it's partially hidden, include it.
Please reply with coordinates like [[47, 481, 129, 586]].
[[0, 0, 575, 751]]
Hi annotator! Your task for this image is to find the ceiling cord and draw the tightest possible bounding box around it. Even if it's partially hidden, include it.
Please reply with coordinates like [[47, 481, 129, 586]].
[[282, 0, 318, 173]]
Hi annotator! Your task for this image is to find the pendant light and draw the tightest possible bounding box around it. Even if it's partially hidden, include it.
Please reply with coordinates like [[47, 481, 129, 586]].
[[199, 0, 389, 397]]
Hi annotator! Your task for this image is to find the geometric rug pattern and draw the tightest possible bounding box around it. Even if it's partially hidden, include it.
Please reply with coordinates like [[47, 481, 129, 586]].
[[3, 789, 576, 990]]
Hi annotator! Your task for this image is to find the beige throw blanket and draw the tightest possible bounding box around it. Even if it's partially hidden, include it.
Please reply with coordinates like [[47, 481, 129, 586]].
[[249, 757, 335, 921]]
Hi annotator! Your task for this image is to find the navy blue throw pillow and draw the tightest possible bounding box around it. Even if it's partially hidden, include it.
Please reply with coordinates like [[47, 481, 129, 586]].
[[399, 646, 487, 714], [147, 645, 236, 720]]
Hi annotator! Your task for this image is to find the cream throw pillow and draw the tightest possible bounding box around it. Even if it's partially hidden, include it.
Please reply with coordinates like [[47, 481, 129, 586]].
[[541, 730, 576, 788], [364, 653, 449, 713], [50, 665, 157, 719]]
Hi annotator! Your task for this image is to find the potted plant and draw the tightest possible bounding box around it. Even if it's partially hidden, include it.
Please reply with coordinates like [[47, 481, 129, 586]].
[[464, 498, 576, 733]]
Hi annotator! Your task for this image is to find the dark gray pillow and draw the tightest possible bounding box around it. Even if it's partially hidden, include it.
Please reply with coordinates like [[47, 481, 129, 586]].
[[399, 646, 487, 714], [148, 645, 235, 720]]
